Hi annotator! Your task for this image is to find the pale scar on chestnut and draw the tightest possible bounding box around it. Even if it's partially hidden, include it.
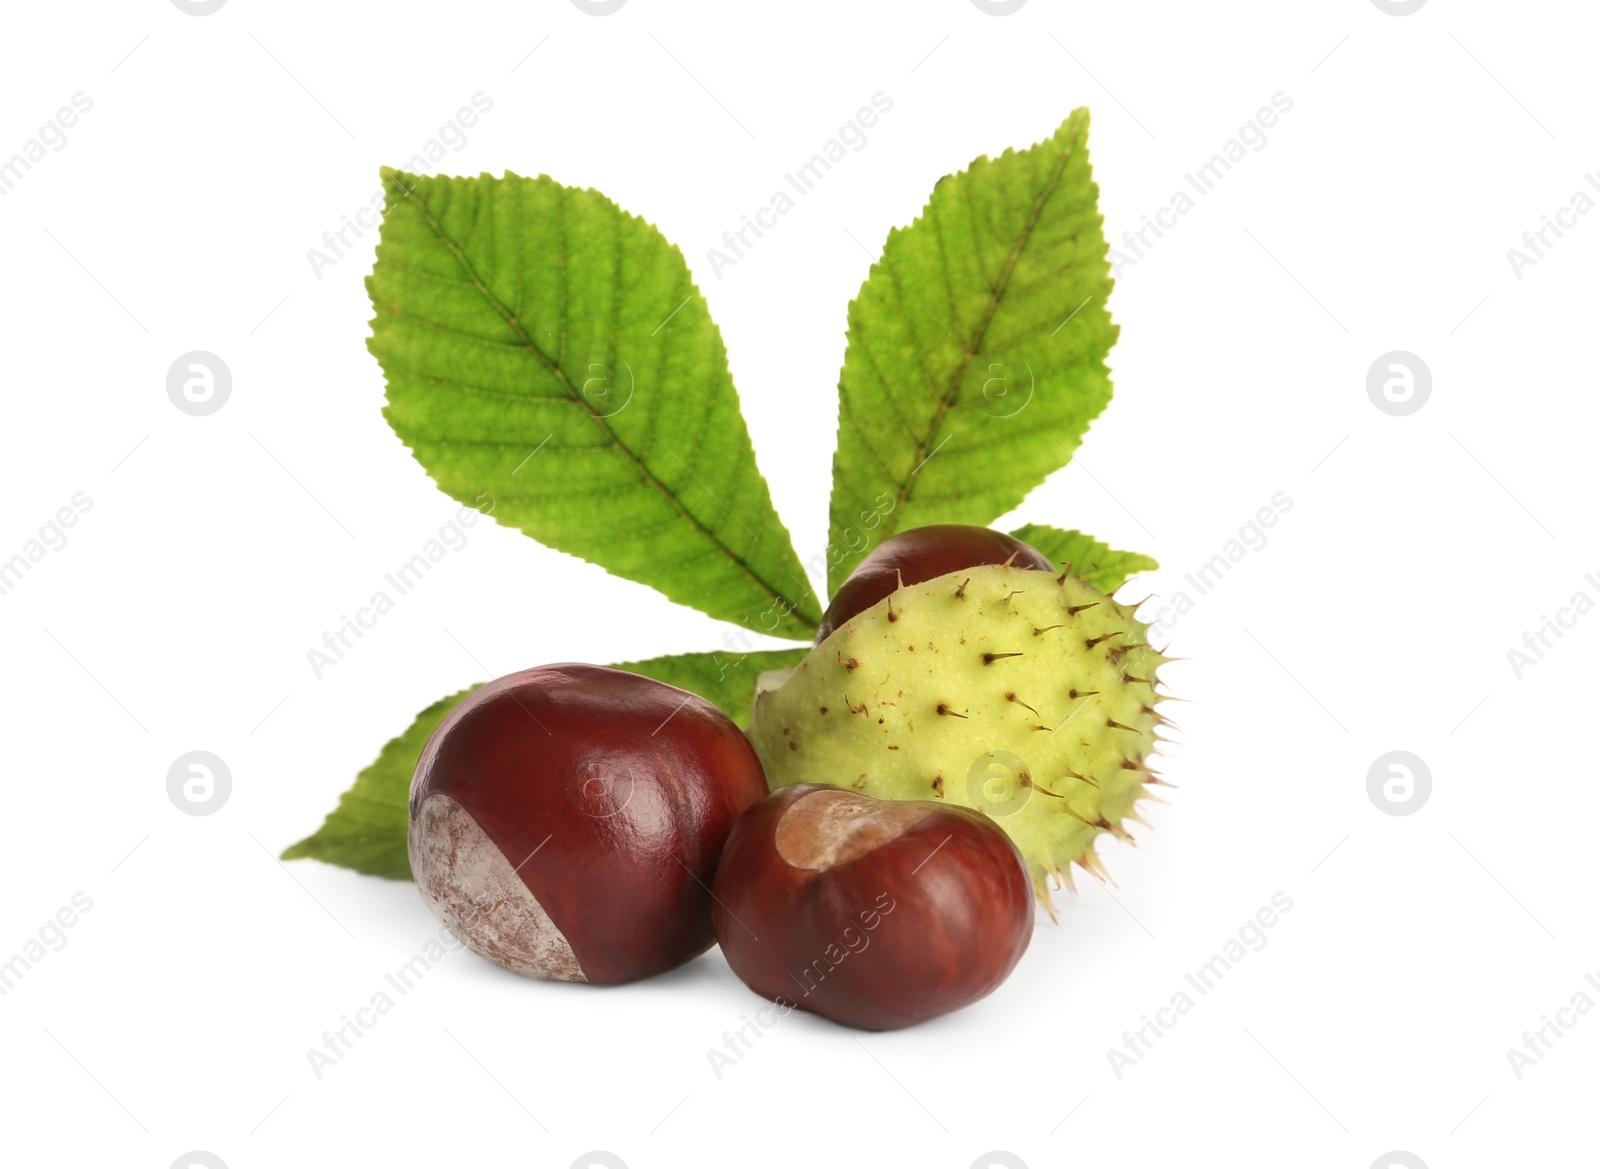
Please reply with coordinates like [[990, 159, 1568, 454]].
[[411, 793, 586, 982], [774, 788, 932, 870]]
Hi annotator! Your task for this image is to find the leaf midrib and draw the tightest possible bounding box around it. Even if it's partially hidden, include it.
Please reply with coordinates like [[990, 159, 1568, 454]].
[[880, 122, 1084, 535], [388, 175, 818, 633]]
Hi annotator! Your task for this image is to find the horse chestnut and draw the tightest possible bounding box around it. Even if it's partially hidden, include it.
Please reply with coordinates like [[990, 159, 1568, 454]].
[[408, 663, 767, 985], [711, 784, 1034, 1029], [817, 524, 1053, 640]]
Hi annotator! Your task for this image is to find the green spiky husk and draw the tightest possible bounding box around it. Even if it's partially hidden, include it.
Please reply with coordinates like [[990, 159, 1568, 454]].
[[749, 564, 1170, 909]]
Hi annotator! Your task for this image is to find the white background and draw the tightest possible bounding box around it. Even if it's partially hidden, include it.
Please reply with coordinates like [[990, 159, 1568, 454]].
[[0, 1, 1594, 1167]]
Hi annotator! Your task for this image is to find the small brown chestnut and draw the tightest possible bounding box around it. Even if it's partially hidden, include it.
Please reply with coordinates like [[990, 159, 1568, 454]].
[[409, 663, 768, 985], [817, 524, 1053, 641], [711, 784, 1034, 1029]]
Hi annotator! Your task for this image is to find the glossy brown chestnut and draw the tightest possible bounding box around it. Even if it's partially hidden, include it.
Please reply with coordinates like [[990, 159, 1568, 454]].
[[816, 524, 1053, 641], [712, 784, 1034, 1030], [408, 663, 768, 985]]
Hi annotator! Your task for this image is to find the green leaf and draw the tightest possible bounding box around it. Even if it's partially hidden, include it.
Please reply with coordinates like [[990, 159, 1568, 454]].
[[280, 648, 805, 878], [368, 169, 821, 641], [827, 109, 1118, 592], [1008, 524, 1158, 594], [281, 687, 475, 880], [611, 647, 808, 729]]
